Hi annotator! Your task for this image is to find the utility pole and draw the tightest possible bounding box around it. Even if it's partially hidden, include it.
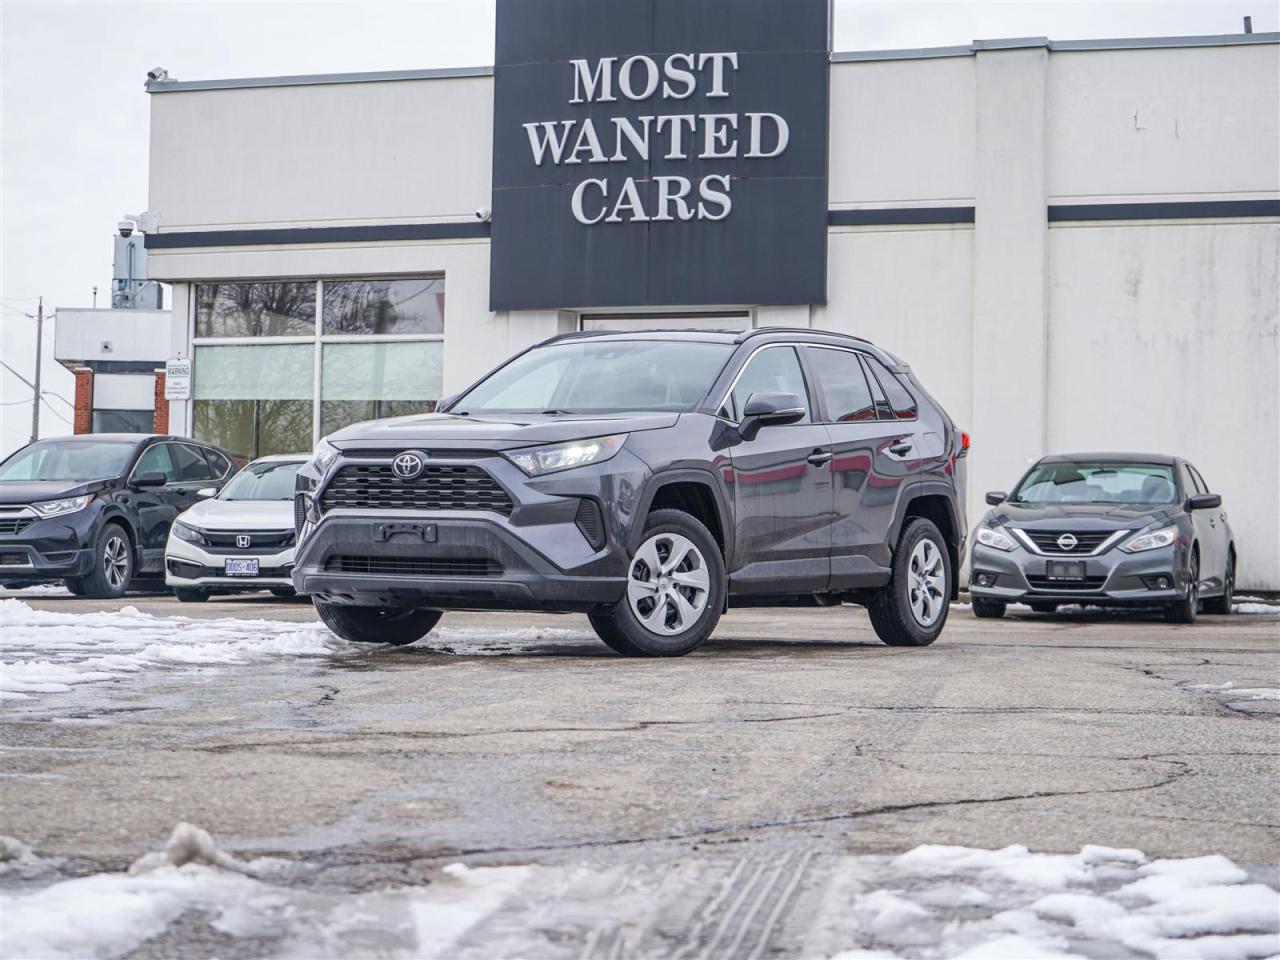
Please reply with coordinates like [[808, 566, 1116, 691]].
[[30, 297, 43, 443]]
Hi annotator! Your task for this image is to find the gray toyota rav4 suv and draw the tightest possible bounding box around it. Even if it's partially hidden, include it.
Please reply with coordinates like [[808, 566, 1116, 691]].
[[293, 329, 968, 656]]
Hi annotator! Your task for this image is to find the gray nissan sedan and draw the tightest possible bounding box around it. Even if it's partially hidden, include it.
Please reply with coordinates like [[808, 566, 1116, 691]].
[[969, 453, 1235, 623]]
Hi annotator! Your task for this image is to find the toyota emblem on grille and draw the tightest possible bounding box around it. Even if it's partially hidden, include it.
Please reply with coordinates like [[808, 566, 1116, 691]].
[[1057, 533, 1079, 551], [236, 535, 251, 549], [392, 451, 425, 480]]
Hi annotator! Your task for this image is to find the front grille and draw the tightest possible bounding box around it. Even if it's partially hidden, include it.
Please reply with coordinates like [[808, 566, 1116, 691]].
[[1026, 575, 1108, 592], [202, 529, 295, 550], [0, 518, 33, 536], [0, 552, 29, 566], [319, 464, 513, 515], [324, 556, 502, 578], [1021, 530, 1118, 554]]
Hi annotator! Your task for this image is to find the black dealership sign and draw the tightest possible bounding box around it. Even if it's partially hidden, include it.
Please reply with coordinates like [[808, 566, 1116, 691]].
[[489, 0, 831, 311]]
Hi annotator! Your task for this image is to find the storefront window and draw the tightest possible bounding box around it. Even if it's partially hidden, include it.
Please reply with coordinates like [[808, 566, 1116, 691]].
[[323, 278, 444, 335], [195, 282, 316, 337], [192, 344, 314, 460], [320, 340, 443, 435]]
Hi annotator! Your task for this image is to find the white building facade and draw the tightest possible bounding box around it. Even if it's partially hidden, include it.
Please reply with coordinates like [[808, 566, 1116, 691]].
[[143, 33, 1280, 588]]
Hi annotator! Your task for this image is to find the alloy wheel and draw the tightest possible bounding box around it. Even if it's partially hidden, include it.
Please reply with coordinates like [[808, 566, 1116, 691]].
[[907, 537, 946, 627], [627, 532, 711, 636], [103, 535, 129, 590]]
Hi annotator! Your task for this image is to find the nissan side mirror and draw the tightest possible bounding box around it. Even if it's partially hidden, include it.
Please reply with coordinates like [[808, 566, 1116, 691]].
[[196, 487, 217, 499], [986, 491, 1007, 505], [131, 471, 167, 488], [739, 391, 806, 441], [1187, 493, 1222, 510]]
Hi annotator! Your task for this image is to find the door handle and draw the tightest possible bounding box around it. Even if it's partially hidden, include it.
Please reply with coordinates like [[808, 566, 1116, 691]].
[[807, 449, 833, 467], [888, 441, 913, 456]]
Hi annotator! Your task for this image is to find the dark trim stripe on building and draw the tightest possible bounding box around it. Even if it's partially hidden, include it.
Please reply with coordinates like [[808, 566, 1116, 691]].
[[144, 221, 491, 249], [829, 207, 975, 226], [1048, 199, 1280, 221]]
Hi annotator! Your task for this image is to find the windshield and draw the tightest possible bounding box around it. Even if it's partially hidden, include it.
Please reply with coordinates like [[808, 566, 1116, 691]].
[[452, 340, 735, 415], [0, 439, 137, 482], [1012, 462, 1178, 505], [219, 460, 304, 501]]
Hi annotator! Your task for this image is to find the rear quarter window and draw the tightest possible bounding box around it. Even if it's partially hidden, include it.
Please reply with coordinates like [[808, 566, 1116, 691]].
[[862, 356, 918, 420]]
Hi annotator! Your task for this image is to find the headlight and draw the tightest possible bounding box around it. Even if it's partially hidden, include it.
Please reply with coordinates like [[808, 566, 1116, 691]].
[[311, 437, 340, 475], [504, 434, 628, 477], [1120, 525, 1178, 553], [32, 495, 94, 517], [171, 520, 206, 545], [975, 525, 1016, 551]]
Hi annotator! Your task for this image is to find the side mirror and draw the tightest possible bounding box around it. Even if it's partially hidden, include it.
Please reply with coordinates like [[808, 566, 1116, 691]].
[[196, 487, 217, 499], [1188, 493, 1221, 510], [739, 391, 806, 441], [131, 471, 166, 488], [986, 491, 1008, 506]]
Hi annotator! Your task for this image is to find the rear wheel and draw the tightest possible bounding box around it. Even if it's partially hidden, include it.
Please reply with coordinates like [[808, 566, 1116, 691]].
[[64, 578, 89, 596], [589, 509, 725, 657], [315, 600, 442, 646], [971, 597, 1006, 619], [1202, 552, 1234, 615], [1165, 551, 1200, 624], [69, 523, 133, 599], [174, 587, 209, 603], [868, 518, 951, 646], [269, 587, 297, 599]]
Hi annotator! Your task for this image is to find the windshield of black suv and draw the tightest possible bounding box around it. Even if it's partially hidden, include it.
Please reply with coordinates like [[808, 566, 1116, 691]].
[[451, 339, 735, 415], [219, 459, 304, 501], [0, 439, 137, 482], [1012, 461, 1178, 505]]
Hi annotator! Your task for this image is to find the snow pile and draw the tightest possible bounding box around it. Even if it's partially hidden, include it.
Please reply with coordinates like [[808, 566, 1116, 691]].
[[1232, 600, 1280, 614], [812, 844, 1280, 960], [2, 583, 70, 596], [426, 624, 594, 655], [0, 828, 530, 960], [0, 599, 344, 701]]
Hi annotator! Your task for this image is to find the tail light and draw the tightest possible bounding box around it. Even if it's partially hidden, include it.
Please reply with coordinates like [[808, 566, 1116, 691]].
[[958, 431, 971, 458]]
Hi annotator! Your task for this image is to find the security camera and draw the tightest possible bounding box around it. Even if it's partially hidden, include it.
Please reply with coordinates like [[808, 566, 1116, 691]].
[[475, 205, 492, 223], [146, 67, 170, 83], [117, 220, 134, 237]]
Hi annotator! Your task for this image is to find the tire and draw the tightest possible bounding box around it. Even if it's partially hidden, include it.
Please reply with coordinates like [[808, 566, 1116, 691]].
[[971, 597, 1006, 619], [1202, 551, 1235, 615], [589, 508, 725, 657], [73, 522, 134, 599], [314, 599, 442, 646], [269, 587, 296, 599], [1029, 602, 1058, 614], [1165, 550, 1200, 624], [868, 518, 951, 646], [174, 587, 209, 603]]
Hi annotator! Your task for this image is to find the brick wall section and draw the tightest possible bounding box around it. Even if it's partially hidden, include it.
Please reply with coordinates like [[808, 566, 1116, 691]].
[[72, 368, 93, 434], [153, 370, 169, 434]]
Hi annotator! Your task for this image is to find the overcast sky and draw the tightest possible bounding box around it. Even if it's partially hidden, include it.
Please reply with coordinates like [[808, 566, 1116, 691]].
[[2, 0, 1273, 455]]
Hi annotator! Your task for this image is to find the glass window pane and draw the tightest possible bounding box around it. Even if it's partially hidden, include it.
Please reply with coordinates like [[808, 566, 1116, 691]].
[[194, 344, 313, 400], [91, 409, 153, 433], [194, 399, 313, 463], [203, 450, 233, 478], [133, 444, 176, 481], [863, 356, 918, 420], [805, 348, 876, 423], [320, 341, 442, 434], [323, 278, 445, 335], [195, 282, 315, 337], [725, 347, 810, 423], [170, 443, 214, 482]]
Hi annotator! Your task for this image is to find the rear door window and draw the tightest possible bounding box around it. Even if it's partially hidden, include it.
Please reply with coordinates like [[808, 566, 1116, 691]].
[[202, 449, 233, 479], [170, 444, 215, 482], [803, 348, 876, 422]]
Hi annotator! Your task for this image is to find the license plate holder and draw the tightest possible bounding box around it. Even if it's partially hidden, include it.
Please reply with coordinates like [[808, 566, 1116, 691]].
[[225, 558, 259, 577], [375, 523, 438, 543], [1046, 560, 1086, 581]]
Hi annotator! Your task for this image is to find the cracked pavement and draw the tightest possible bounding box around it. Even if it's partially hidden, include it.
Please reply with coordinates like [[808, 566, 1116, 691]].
[[1, 595, 1277, 955]]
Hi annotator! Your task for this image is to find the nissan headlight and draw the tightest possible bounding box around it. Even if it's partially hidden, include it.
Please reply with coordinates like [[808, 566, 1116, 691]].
[[975, 525, 1016, 552], [32, 495, 94, 517], [310, 437, 340, 475], [505, 434, 628, 476], [1120, 525, 1177, 553], [171, 520, 207, 545]]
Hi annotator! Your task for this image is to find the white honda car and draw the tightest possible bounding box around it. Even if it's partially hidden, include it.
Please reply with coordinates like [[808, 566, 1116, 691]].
[[165, 454, 307, 602]]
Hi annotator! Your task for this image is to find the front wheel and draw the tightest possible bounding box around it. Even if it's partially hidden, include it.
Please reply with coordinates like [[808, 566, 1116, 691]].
[[868, 518, 951, 646], [971, 597, 1006, 619], [68, 523, 134, 599], [314, 600, 442, 645], [1165, 552, 1200, 624], [174, 587, 209, 603], [589, 509, 725, 657], [1202, 553, 1234, 615]]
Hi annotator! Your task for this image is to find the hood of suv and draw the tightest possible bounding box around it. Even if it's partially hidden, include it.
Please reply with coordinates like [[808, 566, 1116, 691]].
[[990, 501, 1176, 531], [328, 411, 681, 449], [0, 479, 106, 505]]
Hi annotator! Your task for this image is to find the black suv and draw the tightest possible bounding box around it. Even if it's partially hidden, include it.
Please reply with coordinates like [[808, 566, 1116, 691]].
[[0, 434, 236, 597], [293, 330, 967, 656]]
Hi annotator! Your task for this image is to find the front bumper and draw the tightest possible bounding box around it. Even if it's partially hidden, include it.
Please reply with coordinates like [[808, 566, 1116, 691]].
[[0, 511, 97, 583], [968, 541, 1186, 605], [165, 535, 296, 591]]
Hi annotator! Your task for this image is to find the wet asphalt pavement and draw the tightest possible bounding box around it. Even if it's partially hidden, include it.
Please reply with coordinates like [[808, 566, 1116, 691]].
[[1, 592, 1277, 956]]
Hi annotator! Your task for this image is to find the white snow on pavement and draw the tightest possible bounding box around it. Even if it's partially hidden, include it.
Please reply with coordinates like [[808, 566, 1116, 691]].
[[809, 844, 1280, 960]]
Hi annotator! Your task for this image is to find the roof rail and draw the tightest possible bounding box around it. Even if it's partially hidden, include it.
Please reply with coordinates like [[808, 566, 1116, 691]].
[[734, 327, 872, 345]]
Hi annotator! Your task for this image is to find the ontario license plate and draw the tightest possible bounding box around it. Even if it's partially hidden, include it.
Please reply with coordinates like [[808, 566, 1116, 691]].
[[1046, 560, 1086, 581], [225, 558, 259, 577]]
